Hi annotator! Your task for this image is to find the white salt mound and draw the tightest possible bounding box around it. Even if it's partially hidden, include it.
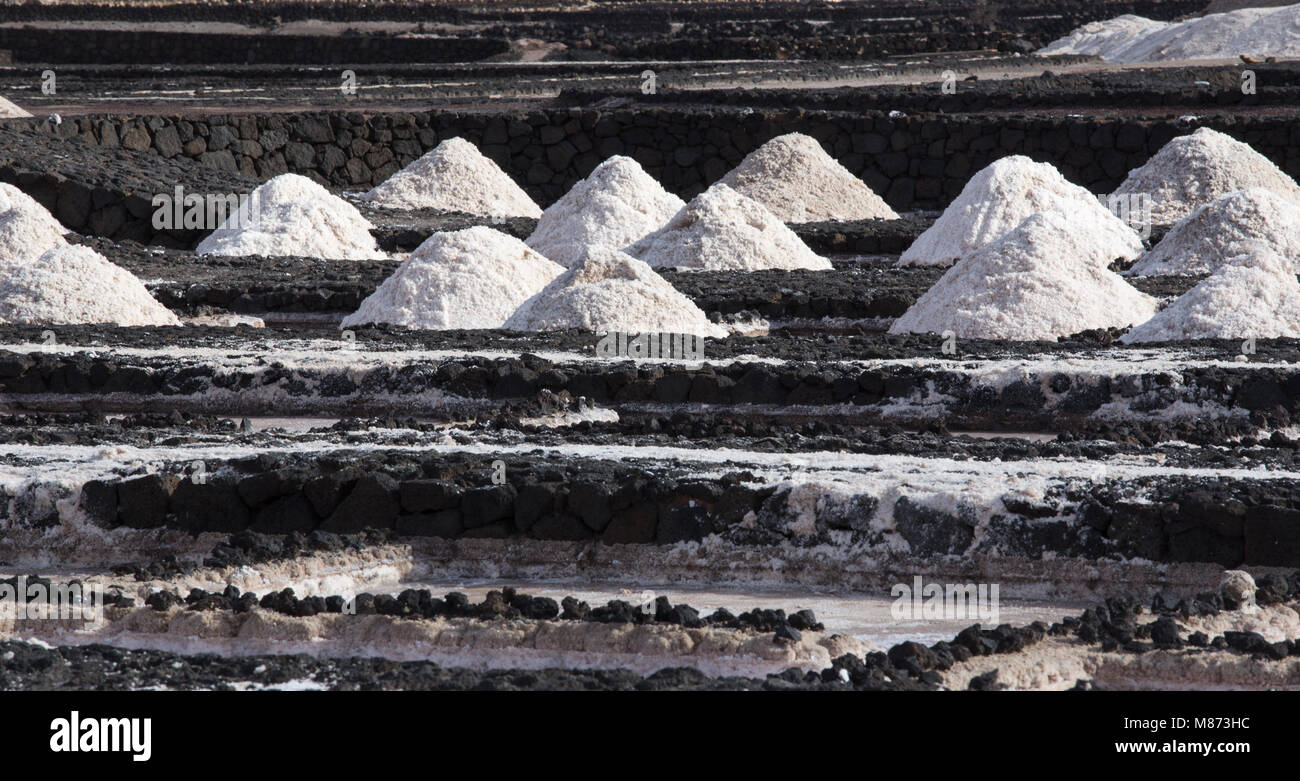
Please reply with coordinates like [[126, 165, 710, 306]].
[[624, 182, 832, 271], [1039, 5, 1300, 63], [504, 247, 727, 337], [1113, 128, 1300, 224], [718, 133, 899, 222], [526, 156, 684, 267], [899, 155, 1142, 267], [1127, 188, 1300, 276], [196, 173, 383, 260], [0, 245, 180, 326], [341, 226, 563, 330], [0, 207, 68, 269], [361, 137, 542, 218], [1121, 249, 1300, 343], [0, 96, 31, 118], [889, 210, 1157, 341], [0, 184, 68, 268]]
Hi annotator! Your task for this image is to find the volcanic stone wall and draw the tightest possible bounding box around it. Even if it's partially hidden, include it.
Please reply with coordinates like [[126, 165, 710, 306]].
[[0, 29, 509, 66], [30, 107, 1300, 212], [52, 451, 1300, 567]]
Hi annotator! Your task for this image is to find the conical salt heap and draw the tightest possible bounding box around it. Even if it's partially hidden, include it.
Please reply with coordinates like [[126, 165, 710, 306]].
[[890, 211, 1157, 341], [197, 173, 383, 260], [505, 247, 726, 337], [719, 132, 898, 222], [0, 96, 31, 118], [1127, 188, 1300, 277], [1112, 128, 1300, 224], [0, 245, 180, 326], [361, 137, 542, 218], [0, 183, 68, 269], [624, 182, 832, 271], [526, 156, 684, 267], [900, 155, 1142, 267], [1122, 248, 1300, 343], [342, 226, 562, 330]]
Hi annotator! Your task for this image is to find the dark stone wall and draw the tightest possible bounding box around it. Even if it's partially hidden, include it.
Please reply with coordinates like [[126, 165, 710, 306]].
[[0, 28, 509, 65], [30, 108, 1300, 214]]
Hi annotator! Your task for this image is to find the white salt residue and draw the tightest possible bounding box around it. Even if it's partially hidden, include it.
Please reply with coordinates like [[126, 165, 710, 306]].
[[623, 182, 832, 271], [504, 247, 727, 337], [1039, 5, 1300, 63], [1121, 249, 1300, 343], [525, 156, 684, 267], [0, 245, 180, 326], [890, 211, 1156, 341], [196, 173, 383, 260], [1112, 128, 1300, 224], [899, 155, 1142, 267], [341, 226, 562, 330], [718, 132, 898, 222], [1127, 188, 1300, 276], [0, 96, 31, 118], [1037, 14, 1172, 60], [360, 137, 542, 218], [0, 185, 68, 269]]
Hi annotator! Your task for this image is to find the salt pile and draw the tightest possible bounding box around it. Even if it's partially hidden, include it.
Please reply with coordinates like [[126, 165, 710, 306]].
[[1127, 188, 1300, 276], [0, 96, 31, 118], [718, 133, 898, 222], [1112, 128, 1300, 224], [341, 226, 562, 330], [525, 156, 684, 267], [0, 245, 180, 326], [196, 173, 383, 259], [504, 247, 727, 337], [899, 156, 1142, 267], [1038, 5, 1300, 63], [1122, 248, 1300, 343], [0, 184, 68, 268], [889, 211, 1157, 341], [623, 182, 832, 271], [360, 137, 542, 218]]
